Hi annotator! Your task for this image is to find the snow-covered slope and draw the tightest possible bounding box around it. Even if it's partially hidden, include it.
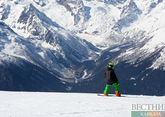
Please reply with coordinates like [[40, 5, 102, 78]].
[[0, 6, 98, 82], [117, 0, 165, 70], [0, 91, 165, 117], [1, 0, 165, 64]]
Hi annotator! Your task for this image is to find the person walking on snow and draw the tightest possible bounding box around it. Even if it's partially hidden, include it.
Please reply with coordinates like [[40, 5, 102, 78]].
[[104, 63, 121, 97]]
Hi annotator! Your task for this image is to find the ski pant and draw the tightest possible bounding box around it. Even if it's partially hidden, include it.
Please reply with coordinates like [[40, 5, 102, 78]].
[[104, 83, 119, 94]]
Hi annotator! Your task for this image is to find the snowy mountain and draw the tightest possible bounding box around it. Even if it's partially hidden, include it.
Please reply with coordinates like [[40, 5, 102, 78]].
[[0, 0, 165, 95], [0, 13, 98, 90], [0, 91, 165, 117]]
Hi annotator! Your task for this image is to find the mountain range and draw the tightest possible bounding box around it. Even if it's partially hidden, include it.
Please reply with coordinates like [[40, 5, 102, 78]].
[[0, 0, 165, 95]]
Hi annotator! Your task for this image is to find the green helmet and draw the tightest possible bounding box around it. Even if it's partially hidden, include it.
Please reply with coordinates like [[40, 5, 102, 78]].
[[108, 62, 114, 67]]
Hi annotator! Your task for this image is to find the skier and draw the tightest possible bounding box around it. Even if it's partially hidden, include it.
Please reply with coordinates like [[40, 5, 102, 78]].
[[104, 63, 121, 97]]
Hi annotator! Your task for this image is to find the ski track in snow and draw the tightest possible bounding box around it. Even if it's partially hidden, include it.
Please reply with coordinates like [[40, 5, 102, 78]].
[[0, 91, 164, 117]]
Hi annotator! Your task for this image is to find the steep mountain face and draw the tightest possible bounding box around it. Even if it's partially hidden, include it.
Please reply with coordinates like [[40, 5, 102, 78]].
[[0, 22, 66, 91], [0, 2, 98, 91], [0, 0, 165, 95]]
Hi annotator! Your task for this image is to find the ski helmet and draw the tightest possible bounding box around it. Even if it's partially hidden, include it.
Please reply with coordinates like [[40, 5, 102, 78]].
[[108, 62, 114, 67]]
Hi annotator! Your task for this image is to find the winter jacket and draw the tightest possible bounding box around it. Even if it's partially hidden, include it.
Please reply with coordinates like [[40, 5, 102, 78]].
[[104, 67, 119, 85]]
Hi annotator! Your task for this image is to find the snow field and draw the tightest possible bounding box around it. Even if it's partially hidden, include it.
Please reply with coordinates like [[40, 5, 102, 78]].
[[0, 91, 164, 117]]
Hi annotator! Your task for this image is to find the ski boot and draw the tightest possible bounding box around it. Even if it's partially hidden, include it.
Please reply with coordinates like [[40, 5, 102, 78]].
[[104, 93, 108, 96], [115, 91, 121, 97]]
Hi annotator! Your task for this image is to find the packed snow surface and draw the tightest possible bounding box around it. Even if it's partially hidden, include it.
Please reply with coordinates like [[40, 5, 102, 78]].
[[0, 91, 164, 117]]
